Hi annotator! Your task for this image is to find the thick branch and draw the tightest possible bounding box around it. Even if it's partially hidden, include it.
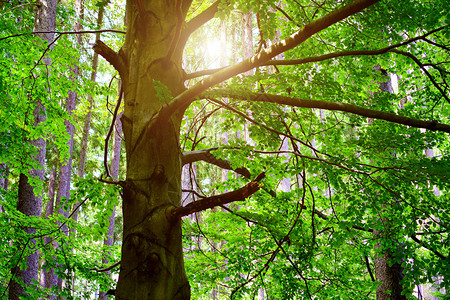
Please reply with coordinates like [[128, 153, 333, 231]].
[[183, 0, 221, 38], [264, 25, 449, 66], [93, 39, 127, 77], [161, 0, 381, 118], [184, 25, 448, 79], [182, 149, 251, 178], [91, 260, 121, 273], [170, 172, 265, 221], [207, 89, 450, 133]]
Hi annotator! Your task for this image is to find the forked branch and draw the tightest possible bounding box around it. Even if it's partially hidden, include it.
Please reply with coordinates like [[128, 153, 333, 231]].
[[169, 172, 265, 221]]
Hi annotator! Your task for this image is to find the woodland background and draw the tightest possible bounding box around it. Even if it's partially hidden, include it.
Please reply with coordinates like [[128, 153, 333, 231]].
[[0, 0, 449, 299]]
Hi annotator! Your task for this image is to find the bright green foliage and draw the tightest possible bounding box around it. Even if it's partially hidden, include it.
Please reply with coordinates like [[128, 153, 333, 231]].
[[0, 0, 124, 298], [1, 0, 450, 298], [180, 0, 449, 299]]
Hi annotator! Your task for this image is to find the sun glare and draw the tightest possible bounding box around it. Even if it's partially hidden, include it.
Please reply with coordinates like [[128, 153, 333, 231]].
[[204, 39, 226, 68]]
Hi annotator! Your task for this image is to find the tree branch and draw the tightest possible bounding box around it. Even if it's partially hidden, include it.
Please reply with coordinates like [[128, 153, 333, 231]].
[[93, 39, 128, 77], [391, 49, 450, 104], [161, 0, 381, 118], [169, 172, 265, 221], [184, 25, 448, 79], [411, 235, 447, 260], [182, 148, 251, 178], [183, 0, 221, 38], [91, 260, 121, 272], [207, 89, 450, 133], [0, 29, 126, 42], [264, 25, 449, 66]]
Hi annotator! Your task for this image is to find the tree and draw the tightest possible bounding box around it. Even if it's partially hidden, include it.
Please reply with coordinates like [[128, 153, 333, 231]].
[[8, 0, 57, 298], [92, 0, 449, 298], [1, 0, 449, 298]]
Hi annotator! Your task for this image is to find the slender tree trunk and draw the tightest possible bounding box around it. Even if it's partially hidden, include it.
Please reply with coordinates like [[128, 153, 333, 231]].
[[9, 1, 56, 298], [373, 67, 406, 300], [51, 0, 83, 290], [98, 108, 123, 300], [0, 163, 8, 190], [40, 166, 58, 292], [0, 163, 8, 212], [76, 5, 104, 180]]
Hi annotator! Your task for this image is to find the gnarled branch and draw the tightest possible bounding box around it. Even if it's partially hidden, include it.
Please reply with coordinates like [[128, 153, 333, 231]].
[[169, 172, 265, 221], [182, 148, 251, 178]]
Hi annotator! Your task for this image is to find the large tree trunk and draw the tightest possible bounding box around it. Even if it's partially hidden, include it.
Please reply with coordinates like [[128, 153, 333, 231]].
[[113, 1, 190, 299], [9, 1, 57, 298]]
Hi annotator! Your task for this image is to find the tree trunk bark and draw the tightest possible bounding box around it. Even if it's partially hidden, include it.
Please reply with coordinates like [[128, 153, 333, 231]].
[[40, 166, 58, 292], [374, 241, 406, 300], [113, 1, 190, 298], [9, 0, 56, 298]]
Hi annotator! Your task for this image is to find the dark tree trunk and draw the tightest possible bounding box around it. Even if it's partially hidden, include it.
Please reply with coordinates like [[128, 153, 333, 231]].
[[111, 1, 191, 298]]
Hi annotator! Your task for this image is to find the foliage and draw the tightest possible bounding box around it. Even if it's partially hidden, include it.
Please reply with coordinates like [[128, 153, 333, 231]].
[[1, 0, 449, 298]]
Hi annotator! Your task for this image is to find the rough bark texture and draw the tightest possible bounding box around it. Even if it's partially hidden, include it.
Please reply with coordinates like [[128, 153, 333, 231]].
[[9, 0, 56, 298], [374, 243, 406, 300], [112, 1, 191, 299]]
